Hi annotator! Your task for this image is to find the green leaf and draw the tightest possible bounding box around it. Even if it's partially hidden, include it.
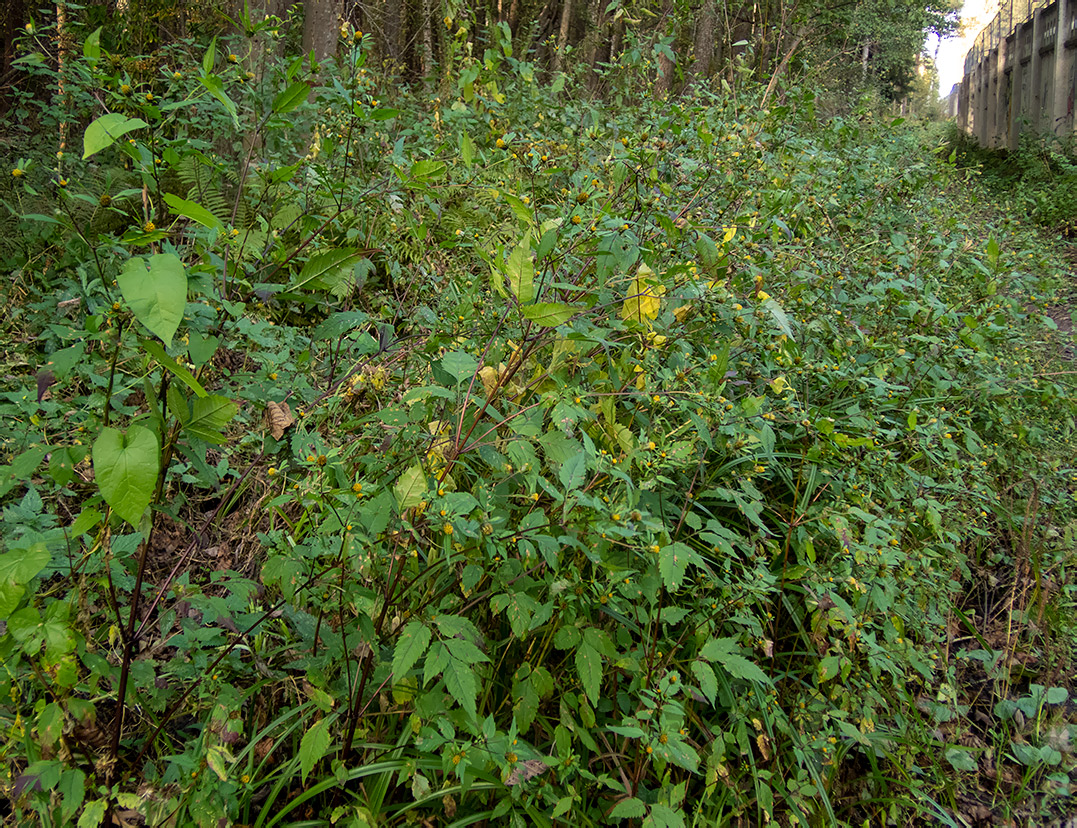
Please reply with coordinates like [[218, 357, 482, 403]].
[[185, 395, 238, 444], [83, 28, 101, 62], [410, 159, 447, 180], [762, 298, 794, 338], [203, 36, 217, 73], [292, 248, 366, 292], [92, 426, 160, 526], [77, 798, 108, 828], [299, 717, 332, 783], [701, 637, 771, 684], [272, 81, 310, 114], [369, 108, 401, 121], [460, 132, 475, 166], [163, 193, 224, 231], [142, 340, 207, 397], [559, 452, 587, 491], [659, 542, 692, 590], [443, 657, 479, 716], [394, 464, 427, 510], [200, 74, 238, 127], [440, 351, 479, 383], [945, 747, 978, 772], [82, 114, 148, 159], [118, 254, 187, 347], [575, 643, 601, 705], [392, 621, 432, 680], [520, 302, 578, 327], [690, 660, 717, 704], [609, 798, 647, 819], [0, 542, 50, 619], [206, 745, 233, 781], [644, 803, 685, 828], [507, 232, 534, 303]]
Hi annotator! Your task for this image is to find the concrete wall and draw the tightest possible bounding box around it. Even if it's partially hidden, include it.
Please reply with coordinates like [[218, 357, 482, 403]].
[[954, 0, 1077, 146]]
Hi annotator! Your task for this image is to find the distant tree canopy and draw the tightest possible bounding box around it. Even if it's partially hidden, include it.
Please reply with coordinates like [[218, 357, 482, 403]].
[[3, 0, 959, 105]]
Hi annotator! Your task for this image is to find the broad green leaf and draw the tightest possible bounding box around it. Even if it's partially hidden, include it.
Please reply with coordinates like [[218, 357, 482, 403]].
[[369, 108, 401, 120], [460, 131, 475, 166], [200, 74, 238, 127], [142, 340, 208, 397], [163, 193, 224, 231], [272, 81, 310, 114], [440, 351, 479, 383], [0, 542, 50, 619], [83, 114, 148, 159], [716, 652, 770, 684], [410, 159, 446, 180], [292, 248, 365, 292], [392, 621, 432, 680], [298, 717, 332, 782], [203, 36, 217, 73], [507, 232, 534, 303], [610, 798, 647, 819], [93, 425, 160, 526], [559, 452, 587, 491], [83, 28, 101, 62], [394, 463, 426, 510], [945, 747, 978, 772], [118, 254, 187, 347], [575, 643, 601, 705], [520, 302, 578, 327], [185, 394, 238, 444]]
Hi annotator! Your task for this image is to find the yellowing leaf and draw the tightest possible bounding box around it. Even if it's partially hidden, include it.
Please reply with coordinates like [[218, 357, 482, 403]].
[[722, 225, 737, 244], [620, 263, 665, 327], [769, 376, 788, 395], [478, 365, 504, 397], [673, 304, 694, 323]]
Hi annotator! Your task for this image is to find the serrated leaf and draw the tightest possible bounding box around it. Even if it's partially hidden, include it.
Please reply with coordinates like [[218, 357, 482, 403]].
[[440, 351, 479, 383], [93, 426, 160, 525], [715, 652, 770, 684], [206, 745, 233, 781], [690, 660, 717, 704], [394, 464, 426, 510], [299, 717, 332, 782], [507, 232, 533, 303], [659, 542, 691, 590], [610, 798, 647, 819], [392, 621, 432, 680], [77, 798, 108, 828], [644, 803, 685, 828], [410, 159, 446, 180], [291, 248, 366, 292], [762, 298, 794, 338], [273, 81, 310, 114], [520, 302, 578, 327], [83, 114, 148, 159], [163, 193, 224, 231], [575, 643, 601, 705], [118, 254, 187, 347], [185, 394, 238, 444], [559, 452, 587, 491], [443, 657, 479, 716], [945, 747, 978, 772]]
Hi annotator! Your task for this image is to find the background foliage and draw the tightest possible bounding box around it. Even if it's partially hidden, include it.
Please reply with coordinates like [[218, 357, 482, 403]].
[[0, 5, 1075, 828]]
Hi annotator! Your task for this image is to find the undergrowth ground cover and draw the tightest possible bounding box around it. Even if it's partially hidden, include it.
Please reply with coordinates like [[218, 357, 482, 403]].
[[1, 20, 1077, 828]]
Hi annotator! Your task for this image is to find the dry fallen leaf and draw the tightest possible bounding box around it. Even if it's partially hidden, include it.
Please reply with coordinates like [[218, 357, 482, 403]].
[[267, 401, 295, 440], [506, 758, 548, 786]]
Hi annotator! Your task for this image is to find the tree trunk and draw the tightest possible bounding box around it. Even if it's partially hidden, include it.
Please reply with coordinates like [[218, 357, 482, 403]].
[[654, 0, 675, 98], [861, 40, 870, 83], [303, 0, 341, 62], [692, 0, 716, 79], [420, 0, 434, 78], [384, 0, 404, 68], [552, 0, 573, 74]]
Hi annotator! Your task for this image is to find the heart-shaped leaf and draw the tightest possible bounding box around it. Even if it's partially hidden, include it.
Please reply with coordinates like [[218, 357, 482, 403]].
[[93, 425, 160, 525]]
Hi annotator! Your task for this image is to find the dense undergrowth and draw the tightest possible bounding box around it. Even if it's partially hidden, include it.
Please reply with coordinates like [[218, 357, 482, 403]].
[[1, 17, 1077, 828]]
